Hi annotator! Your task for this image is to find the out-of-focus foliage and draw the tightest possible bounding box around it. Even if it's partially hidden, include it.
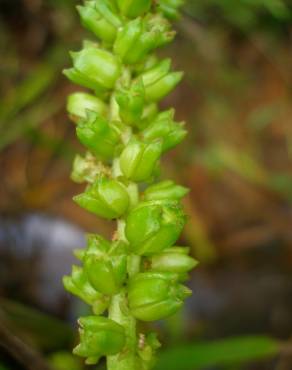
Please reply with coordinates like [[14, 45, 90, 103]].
[[155, 336, 279, 370], [186, 0, 291, 32], [49, 352, 83, 370]]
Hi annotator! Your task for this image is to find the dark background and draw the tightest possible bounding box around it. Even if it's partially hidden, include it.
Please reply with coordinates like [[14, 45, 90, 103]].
[[0, 1, 292, 369]]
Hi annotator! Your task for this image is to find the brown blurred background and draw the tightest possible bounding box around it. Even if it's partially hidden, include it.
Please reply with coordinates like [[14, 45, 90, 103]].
[[0, 1, 292, 369]]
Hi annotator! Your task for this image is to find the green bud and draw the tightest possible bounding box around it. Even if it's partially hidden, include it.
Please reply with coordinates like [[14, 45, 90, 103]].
[[74, 176, 130, 219], [117, 0, 151, 18], [144, 180, 189, 201], [74, 316, 125, 364], [128, 272, 192, 321], [140, 59, 183, 102], [76, 112, 121, 160], [125, 200, 186, 255], [63, 266, 109, 314], [148, 247, 198, 274], [119, 138, 162, 182], [77, 1, 121, 44], [83, 234, 128, 295], [115, 78, 145, 126], [71, 152, 111, 184], [64, 46, 121, 91], [67, 92, 108, 123], [157, 0, 184, 20], [142, 109, 187, 152], [114, 15, 174, 64]]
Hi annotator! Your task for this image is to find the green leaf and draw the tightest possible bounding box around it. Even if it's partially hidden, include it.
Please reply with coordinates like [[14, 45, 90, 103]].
[[154, 336, 279, 370]]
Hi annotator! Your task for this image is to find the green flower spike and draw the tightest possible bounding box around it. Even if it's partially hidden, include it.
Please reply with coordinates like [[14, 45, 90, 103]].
[[64, 0, 195, 369], [74, 176, 129, 219], [128, 272, 192, 321], [74, 316, 126, 364], [83, 234, 128, 295], [125, 200, 186, 255]]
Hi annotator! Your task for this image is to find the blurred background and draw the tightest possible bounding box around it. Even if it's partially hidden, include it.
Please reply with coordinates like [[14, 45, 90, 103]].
[[0, 1, 292, 369]]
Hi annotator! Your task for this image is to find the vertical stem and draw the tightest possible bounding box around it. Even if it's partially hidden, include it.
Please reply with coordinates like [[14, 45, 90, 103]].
[[108, 180, 141, 370], [107, 291, 138, 370]]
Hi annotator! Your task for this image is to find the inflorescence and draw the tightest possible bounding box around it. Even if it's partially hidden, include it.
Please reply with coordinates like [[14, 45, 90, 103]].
[[63, 1, 198, 369]]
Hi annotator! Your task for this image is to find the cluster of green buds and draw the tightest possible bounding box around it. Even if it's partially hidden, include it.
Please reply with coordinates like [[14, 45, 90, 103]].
[[63, 1, 197, 369]]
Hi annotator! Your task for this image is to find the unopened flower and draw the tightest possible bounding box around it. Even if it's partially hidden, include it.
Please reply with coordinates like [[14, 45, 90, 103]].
[[125, 200, 186, 255], [74, 316, 125, 364], [128, 272, 191, 321]]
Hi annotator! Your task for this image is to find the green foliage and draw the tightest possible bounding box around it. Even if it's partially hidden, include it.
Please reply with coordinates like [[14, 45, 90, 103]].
[[186, 0, 291, 32], [154, 335, 279, 370]]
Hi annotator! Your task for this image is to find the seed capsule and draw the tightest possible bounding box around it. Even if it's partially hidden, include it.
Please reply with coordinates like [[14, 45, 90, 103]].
[[114, 14, 174, 64], [142, 109, 187, 152], [76, 112, 121, 160], [115, 78, 145, 126], [64, 46, 121, 92], [117, 0, 151, 18], [77, 1, 121, 44], [144, 180, 189, 201], [148, 247, 198, 275], [82, 234, 128, 295], [74, 316, 126, 364], [74, 176, 130, 220], [128, 272, 192, 321], [67, 92, 108, 123], [63, 266, 109, 314], [140, 59, 183, 102], [119, 138, 162, 182], [125, 200, 186, 255], [157, 0, 184, 20]]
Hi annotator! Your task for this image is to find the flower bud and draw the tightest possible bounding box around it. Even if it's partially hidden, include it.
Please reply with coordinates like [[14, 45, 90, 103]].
[[67, 92, 108, 123], [142, 109, 187, 152], [82, 234, 128, 295], [74, 316, 125, 364], [128, 272, 192, 321], [119, 138, 162, 182], [71, 152, 111, 184], [125, 200, 186, 255], [148, 247, 198, 275], [77, 1, 121, 44], [114, 15, 174, 64], [63, 266, 109, 314], [144, 180, 189, 201], [74, 176, 129, 219], [117, 0, 151, 18], [64, 46, 121, 92], [76, 112, 121, 160], [115, 78, 145, 126], [157, 0, 184, 20], [140, 59, 183, 102]]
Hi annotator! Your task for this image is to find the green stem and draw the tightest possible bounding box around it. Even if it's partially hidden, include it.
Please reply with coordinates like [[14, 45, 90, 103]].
[[107, 291, 138, 370]]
